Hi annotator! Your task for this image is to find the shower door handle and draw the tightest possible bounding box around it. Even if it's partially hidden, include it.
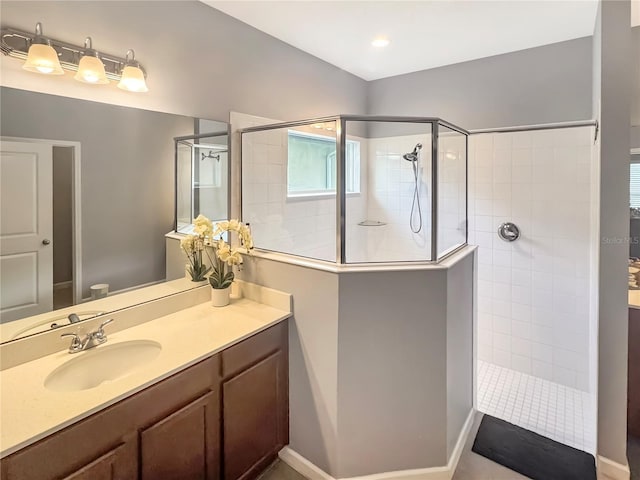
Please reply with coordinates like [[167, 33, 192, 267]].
[[498, 223, 520, 242]]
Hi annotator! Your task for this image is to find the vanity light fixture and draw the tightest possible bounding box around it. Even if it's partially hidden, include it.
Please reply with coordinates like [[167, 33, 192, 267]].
[[74, 37, 108, 84], [21, 23, 63, 75], [117, 50, 148, 92], [1, 22, 148, 93]]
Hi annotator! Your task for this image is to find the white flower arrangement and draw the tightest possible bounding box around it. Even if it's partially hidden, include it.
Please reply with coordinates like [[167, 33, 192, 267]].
[[209, 218, 254, 289], [180, 216, 213, 281], [180, 215, 254, 288]]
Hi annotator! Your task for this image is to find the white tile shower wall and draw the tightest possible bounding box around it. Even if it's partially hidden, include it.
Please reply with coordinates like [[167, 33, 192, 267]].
[[346, 134, 433, 263], [469, 127, 595, 391], [348, 133, 466, 263]]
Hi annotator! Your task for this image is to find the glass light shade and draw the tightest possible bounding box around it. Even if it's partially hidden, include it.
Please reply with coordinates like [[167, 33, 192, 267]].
[[22, 44, 64, 75], [117, 65, 148, 92], [74, 55, 108, 84]]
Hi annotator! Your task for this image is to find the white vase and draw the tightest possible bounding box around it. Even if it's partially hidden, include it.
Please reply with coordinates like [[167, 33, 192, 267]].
[[211, 286, 231, 307]]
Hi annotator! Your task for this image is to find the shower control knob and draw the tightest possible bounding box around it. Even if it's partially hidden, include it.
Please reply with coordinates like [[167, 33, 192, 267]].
[[42, 239, 51, 245], [498, 223, 520, 242]]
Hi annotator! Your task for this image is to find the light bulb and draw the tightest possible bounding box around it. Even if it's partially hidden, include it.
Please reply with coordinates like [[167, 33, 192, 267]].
[[117, 65, 148, 92], [74, 54, 108, 84], [23, 43, 63, 75]]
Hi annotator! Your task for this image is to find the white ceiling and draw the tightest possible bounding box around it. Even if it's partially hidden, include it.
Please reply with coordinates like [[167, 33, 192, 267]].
[[203, 1, 606, 81]]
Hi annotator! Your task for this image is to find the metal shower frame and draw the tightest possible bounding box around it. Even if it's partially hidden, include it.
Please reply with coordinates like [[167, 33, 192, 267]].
[[239, 115, 470, 264], [174, 129, 231, 233]]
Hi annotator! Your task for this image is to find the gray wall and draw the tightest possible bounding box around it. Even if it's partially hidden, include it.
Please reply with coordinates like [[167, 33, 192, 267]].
[[0, 87, 194, 297], [52, 146, 73, 285], [594, 1, 632, 467], [239, 251, 475, 478], [337, 270, 449, 476], [0, 1, 368, 122], [368, 37, 593, 129], [446, 253, 474, 458]]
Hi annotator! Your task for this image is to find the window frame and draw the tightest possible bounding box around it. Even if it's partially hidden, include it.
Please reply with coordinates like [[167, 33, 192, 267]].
[[286, 130, 361, 199]]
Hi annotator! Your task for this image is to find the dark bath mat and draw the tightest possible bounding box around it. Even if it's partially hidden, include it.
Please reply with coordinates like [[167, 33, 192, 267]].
[[471, 415, 596, 480]]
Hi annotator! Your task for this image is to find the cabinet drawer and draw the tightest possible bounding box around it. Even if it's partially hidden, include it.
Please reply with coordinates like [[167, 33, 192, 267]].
[[221, 322, 287, 379]]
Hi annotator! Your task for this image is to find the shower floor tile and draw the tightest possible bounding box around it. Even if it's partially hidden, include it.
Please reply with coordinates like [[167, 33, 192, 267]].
[[477, 360, 596, 454]]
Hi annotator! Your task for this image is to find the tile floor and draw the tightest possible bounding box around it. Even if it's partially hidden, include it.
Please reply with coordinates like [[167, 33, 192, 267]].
[[477, 360, 596, 454]]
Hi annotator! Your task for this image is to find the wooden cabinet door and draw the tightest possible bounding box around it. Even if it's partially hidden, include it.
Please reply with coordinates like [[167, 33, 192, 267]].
[[140, 391, 220, 480], [222, 351, 287, 480], [63, 439, 137, 480]]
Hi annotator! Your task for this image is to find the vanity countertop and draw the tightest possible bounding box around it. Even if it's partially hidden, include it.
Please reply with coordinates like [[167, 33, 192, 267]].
[[0, 292, 291, 458]]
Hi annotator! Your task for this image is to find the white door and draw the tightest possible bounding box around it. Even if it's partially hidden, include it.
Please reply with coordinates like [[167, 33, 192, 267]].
[[0, 141, 53, 322]]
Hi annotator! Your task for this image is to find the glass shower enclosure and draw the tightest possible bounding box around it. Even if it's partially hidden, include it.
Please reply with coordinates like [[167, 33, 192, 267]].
[[240, 116, 468, 264], [175, 130, 229, 234]]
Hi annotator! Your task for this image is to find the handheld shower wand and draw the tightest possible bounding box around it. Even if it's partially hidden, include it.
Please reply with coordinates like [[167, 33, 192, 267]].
[[403, 143, 424, 233]]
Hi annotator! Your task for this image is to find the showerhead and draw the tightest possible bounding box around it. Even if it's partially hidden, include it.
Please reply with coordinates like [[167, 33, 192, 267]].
[[403, 143, 423, 162]]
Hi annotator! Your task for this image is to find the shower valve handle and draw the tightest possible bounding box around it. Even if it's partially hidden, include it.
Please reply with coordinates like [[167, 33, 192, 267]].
[[498, 222, 520, 242]]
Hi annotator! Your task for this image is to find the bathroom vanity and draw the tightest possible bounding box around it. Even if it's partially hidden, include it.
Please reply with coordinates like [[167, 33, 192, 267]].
[[0, 283, 291, 480]]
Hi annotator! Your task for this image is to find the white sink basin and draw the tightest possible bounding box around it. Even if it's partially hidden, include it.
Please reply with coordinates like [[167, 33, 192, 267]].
[[45, 340, 162, 392]]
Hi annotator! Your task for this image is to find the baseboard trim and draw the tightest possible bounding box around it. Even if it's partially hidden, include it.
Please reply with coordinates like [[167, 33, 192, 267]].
[[278, 448, 335, 480], [597, 455, 631, 480], [279, 409, 476, 480], [446, 408, 476, 474]]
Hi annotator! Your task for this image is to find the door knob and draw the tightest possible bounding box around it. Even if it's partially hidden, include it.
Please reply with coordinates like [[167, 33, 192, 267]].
[[42, 239, 51, 245]]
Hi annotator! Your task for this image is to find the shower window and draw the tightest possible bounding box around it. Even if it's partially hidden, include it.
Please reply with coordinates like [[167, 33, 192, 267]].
[[287, 130, 360, 196]]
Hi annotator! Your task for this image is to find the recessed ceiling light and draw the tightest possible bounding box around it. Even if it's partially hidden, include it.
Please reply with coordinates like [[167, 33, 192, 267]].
[[371, 37, 390, 48]]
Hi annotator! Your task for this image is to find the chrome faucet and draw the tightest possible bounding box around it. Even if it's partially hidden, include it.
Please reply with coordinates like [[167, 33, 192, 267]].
[[61, 318, 114, 354]]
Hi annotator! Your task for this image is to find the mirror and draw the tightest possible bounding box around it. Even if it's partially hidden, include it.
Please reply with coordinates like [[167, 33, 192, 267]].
[[0, 86, 229, 343]]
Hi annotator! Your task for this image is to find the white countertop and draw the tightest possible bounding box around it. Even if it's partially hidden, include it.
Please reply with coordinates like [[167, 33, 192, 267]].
[[0, 295, 291, 458]]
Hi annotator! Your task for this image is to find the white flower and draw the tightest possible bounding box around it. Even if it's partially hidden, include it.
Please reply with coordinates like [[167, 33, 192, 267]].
[[228, 219, 240, 232], [214, 221, 229, 237], [227, 250, 244, 265], [216, 239, 230, 256], [193, 214, 213, 237], [180, 235, 195, 253]]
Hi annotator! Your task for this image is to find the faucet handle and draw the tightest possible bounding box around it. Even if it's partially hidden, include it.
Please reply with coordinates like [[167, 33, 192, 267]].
[[95, 318, 114, 340], [61, 333, 83, 353]]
